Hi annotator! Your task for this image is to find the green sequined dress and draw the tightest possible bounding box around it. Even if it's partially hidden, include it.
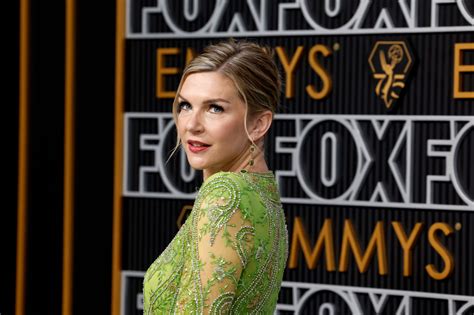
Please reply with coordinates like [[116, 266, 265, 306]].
[[143, 170, 289, 314]]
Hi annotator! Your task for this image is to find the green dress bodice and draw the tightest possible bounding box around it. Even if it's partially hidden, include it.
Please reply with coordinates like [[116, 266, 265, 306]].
[[143, 170, 289, 314]]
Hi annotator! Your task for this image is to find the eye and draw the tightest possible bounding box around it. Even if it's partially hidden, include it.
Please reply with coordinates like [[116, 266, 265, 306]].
[[177, 101, 191, 112], [209, 104, 224, 113]]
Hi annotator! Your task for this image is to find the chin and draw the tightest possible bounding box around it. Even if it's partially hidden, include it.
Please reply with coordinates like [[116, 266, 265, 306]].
[[186, 159, 207, 171], [190, 165, 205, 171]]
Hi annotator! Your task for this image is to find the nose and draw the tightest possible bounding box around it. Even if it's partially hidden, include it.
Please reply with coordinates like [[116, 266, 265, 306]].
[[185, 110, 204, 134]]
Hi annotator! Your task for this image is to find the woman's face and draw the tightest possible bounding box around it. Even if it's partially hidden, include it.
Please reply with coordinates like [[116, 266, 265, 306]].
[[176, 71, 251, 178]]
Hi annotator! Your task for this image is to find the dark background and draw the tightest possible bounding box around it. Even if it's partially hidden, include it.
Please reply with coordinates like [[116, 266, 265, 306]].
[[1, 0, 473, 314], [123, 1, 473, 314], [1, 0, 115, 314]]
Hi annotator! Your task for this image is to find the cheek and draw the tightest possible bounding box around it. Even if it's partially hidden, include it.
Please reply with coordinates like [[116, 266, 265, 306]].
[[176, 117, 185, 135], [215, 119, 244, 138], [215, 123, 248, 147]]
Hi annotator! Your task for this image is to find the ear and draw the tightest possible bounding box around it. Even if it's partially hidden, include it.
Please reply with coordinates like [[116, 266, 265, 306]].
[[249, 110, 273, 142]]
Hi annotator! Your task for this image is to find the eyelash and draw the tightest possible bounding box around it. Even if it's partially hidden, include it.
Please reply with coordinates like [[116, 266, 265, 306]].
[[177, 101, 191, 112], [209, 104, 224, 113], [177, 102, 224, 114]]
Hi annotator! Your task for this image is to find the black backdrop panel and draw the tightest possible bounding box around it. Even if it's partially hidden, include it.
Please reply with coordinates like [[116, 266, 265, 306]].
[[120, 1, 474, 314]]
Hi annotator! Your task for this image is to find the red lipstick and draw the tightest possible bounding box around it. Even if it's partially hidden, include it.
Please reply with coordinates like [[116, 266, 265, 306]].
[[187, 140, 210, 153]]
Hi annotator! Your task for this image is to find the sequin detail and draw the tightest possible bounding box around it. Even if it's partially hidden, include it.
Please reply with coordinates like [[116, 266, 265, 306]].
[[210, 292, 235, 314], [142, 171, 289, 314], [236, 225, 255, 267], [194, 175, 240, 246]]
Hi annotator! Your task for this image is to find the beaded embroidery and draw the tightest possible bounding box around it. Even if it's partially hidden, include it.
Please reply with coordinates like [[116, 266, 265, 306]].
[[143, 171, 289, 314], [236, 225, 255, 267]]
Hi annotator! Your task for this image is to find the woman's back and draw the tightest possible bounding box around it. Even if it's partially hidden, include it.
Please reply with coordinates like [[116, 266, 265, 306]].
[[143, 170, 288, 314]]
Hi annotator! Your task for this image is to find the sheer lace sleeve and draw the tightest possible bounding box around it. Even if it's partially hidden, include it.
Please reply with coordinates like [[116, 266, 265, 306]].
[[187, 173, 255, 314], [143, 171, 287, 314]]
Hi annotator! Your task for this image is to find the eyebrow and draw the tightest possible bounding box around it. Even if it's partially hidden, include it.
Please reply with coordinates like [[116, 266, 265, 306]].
[[177, 94, 231, 104]]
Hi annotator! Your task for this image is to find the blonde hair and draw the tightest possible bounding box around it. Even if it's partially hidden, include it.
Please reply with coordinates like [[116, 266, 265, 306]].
[[170, 38, 282, 157]]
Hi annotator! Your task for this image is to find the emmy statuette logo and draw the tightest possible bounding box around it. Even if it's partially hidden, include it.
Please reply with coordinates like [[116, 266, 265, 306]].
[[369, 41, 413, 109]]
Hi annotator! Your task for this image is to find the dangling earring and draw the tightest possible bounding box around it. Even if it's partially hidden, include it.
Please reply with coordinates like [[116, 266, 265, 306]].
[[248, 143, 256, 167]]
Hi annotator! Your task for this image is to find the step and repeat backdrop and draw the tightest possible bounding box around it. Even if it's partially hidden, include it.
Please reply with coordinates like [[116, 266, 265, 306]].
[[117, 1, 473, 314]]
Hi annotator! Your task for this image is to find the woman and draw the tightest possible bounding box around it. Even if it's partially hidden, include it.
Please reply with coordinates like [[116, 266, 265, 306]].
[[143, 39, 289, 314]]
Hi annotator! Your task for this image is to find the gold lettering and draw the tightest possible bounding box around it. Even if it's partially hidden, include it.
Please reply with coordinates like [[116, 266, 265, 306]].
[[306, 45, 333, 100], [426, 222, 454, 280], [156, 47, 180, 99], [453, 43, 474, 98], [185, 47, 197, 65], [288, 217, 335, 271], [275, 46, 304, 99], [392, 222, 423, 277], [339, 220, 388, 275]]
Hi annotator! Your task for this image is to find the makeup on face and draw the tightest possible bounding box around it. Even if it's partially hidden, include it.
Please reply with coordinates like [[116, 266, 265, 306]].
[[176, 72, 252, 178]]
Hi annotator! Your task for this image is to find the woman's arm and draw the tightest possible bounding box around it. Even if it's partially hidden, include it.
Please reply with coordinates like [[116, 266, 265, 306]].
[[189, 174, 255, 314]]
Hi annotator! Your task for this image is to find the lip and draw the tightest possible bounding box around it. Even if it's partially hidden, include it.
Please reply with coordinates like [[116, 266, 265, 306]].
[[187, 140, 211, 153]]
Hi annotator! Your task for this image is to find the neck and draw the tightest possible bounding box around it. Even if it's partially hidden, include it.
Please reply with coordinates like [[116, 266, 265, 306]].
[[203, 145, 268, 180]]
